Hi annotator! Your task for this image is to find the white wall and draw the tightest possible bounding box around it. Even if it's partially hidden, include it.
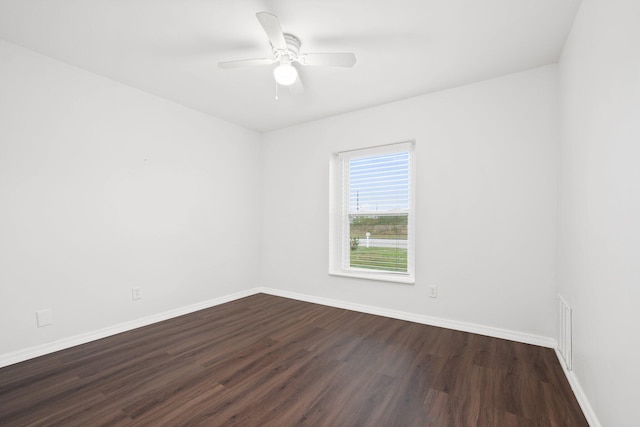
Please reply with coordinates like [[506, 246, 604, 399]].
[[558, 1, 640, 426], [261, 65, 559, 339], [0, 41, 262, 355]]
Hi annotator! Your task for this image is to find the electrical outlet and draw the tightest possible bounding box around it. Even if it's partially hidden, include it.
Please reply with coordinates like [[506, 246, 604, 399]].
[[36, 309, 53, 327], [132, 287, 141, 300], [428, 285, 438, 298]]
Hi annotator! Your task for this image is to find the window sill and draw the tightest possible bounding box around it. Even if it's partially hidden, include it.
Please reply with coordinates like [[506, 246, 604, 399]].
[[329, 270, 415, 285]]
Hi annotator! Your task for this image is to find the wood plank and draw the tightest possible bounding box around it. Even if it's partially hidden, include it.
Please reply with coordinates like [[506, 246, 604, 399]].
[[0, 293, 589, 426]]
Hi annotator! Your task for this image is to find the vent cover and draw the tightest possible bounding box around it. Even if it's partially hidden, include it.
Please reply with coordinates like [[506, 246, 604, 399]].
[[558, 295, 572, 370]]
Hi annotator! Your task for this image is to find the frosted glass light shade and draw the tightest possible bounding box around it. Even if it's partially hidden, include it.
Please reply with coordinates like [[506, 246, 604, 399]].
[[273, 63, 298, 85]]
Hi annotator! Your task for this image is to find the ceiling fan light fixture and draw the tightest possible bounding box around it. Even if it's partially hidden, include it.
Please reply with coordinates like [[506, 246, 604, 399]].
[[273, 63, 298, 85]]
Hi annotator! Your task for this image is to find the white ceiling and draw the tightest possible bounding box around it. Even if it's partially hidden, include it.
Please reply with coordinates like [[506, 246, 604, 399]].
[[0, 0, 581, 132]]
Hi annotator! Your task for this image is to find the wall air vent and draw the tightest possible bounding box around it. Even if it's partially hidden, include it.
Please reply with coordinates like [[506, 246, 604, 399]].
[[558, 295, 572, 370]]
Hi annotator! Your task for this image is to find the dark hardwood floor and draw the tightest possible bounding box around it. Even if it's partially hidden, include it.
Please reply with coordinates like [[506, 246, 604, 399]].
[[0, 294, 588, 426]]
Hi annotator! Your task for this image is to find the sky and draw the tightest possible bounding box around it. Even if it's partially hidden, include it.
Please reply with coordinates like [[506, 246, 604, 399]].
[[348, 151, 410, 213]]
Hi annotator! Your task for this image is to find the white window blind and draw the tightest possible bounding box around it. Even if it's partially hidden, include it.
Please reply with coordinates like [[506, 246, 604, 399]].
[[330, 141, 415, 282]]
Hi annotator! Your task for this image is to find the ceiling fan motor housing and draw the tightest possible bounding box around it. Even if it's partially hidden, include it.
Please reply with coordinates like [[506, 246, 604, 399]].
[[274, 33, 301, 62]]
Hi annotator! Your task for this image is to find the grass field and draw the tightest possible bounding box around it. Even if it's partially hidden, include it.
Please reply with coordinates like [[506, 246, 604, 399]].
[[350, 247, 407, 272]]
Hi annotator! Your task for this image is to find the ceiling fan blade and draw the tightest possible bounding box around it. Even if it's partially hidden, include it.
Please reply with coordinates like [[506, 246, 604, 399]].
[[256, 12, 287, 50], [298, 53, 356, 67], [288, 75, 304, 94], [218, 58, 274, 69]]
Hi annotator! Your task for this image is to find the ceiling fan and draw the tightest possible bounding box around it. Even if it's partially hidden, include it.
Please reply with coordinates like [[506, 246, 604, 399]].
[[218, 12, 356, 93]]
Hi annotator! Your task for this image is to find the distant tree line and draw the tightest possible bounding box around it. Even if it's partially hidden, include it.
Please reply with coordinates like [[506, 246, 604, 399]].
[[349, 215, 408, 239]]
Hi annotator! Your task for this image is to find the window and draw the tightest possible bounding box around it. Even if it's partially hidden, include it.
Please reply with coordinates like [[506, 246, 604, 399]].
[[330, 141, 415, 283]]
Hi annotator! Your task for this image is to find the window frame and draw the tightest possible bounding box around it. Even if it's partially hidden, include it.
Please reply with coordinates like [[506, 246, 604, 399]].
[[329, 141, 416, 284]]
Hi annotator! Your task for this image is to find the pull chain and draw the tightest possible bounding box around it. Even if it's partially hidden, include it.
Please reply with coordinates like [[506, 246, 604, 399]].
[[275, 80, 279, 100]]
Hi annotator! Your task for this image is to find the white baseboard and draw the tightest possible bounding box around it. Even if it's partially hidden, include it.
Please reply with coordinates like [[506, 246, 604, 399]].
[[258, 287, 557, 348], [0, 286, 555, 365], [0, 288, 262, 369], [554, 349, 601, 427]]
